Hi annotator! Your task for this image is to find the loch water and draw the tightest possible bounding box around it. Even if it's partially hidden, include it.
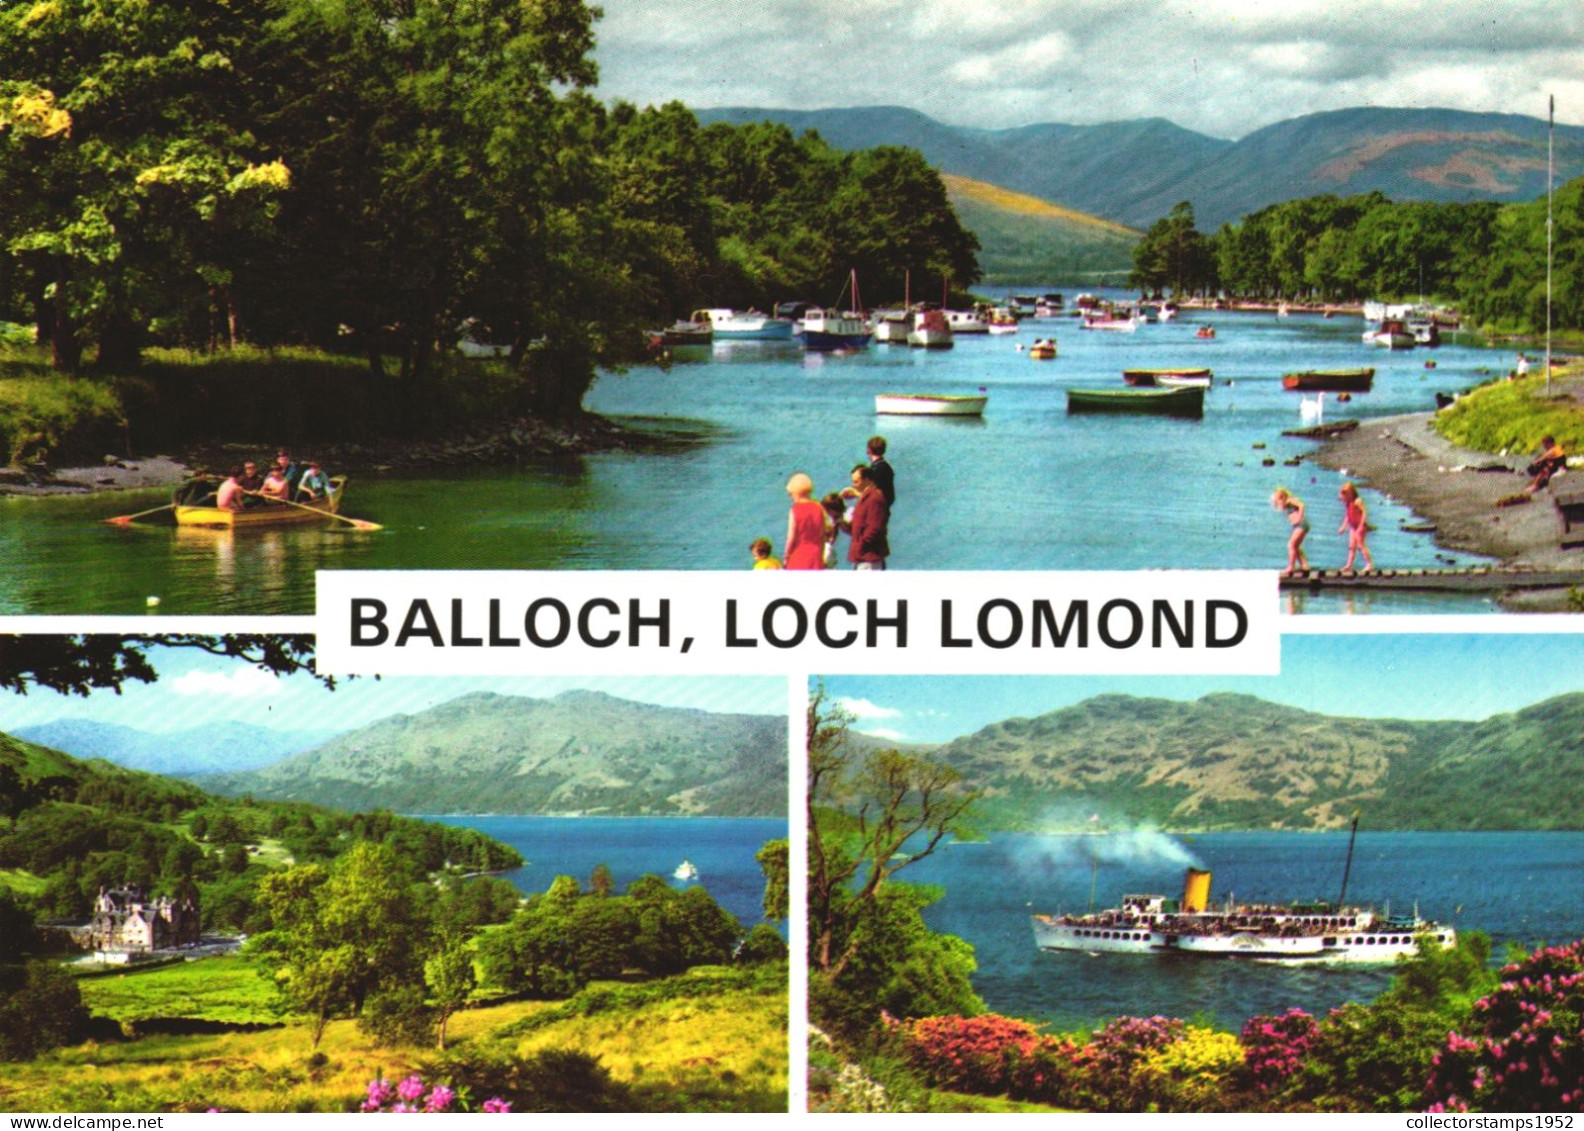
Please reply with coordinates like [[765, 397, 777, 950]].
[[426, 814, 787, 935], [1, 294, 1514, 613], [905, 830, 1584, 1031]]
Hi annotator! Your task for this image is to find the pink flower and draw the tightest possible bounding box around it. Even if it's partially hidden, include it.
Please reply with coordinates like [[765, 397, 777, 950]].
[[481, 1098, 512, 1113], [396, 1075, 426, 1103], [423, 1086, 455, 1113]]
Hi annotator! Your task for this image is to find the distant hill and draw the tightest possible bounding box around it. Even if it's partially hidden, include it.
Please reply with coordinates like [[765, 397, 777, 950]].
[[928, 691, 1584, 832], [12, 719, 339, 777], [697, 105, 1584, 232], [201, 690, 787, 816], [940, 175, 1138, 284]]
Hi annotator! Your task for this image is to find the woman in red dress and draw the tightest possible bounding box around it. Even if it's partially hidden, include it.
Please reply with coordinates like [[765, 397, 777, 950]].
[[783, 472, 829, 569]]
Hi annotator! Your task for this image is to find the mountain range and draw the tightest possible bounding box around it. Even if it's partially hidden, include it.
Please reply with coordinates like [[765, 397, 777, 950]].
[[697, 105, 1584, 231], [903, 691, 1584, 832], [194, 690, 787, 817], [10, 719, 340, 777]]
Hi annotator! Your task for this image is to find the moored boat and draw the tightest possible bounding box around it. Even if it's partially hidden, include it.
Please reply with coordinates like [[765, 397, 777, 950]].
[[690, 308, 793, 340], [649, 319, 712, 347], [1067, 386, 1204, 417], [945, 309, 988, 334], [1362, 319, 1415, 349], [1080, 307, 1142, 332], [985, 307, 1019, 334], [796, 307, 872, 350], [1032, 866, 1455, 965], [174, 477, 348, 528], [1196, 324, 1216, 339], [1028, 339, 1057, 360], [871, 309, 912, 344], [875, 393, 987, 416], [907, 307, 954, 349], [1282, 367, 1375, 392], [1122, 367, 1212, 387]]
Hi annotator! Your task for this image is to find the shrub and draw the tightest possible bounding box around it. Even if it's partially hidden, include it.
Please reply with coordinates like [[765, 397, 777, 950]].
[[1240, 1009, 1320, 1092], [358, 985, 435, 1047], [1072, 1015, 1187, 1112], [889, 1013, 1042, 1095], [737, 923, 788, 966], [421, 1047, 639, 1113], [1135, 1025, 1244, 1112], [1423, 939, 1584, 1113]]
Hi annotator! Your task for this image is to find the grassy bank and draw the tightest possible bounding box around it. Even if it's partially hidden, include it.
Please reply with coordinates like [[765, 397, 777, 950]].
[[0, 343, 556, 469], [1432, 360, 1584, 453], [5, 957, 787, 1113]]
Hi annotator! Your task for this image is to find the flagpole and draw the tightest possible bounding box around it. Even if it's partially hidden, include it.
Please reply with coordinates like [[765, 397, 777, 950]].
[[1546, 94, 1554, 393]]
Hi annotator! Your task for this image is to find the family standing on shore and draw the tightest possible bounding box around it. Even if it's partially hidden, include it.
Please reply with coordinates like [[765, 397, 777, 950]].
[[1270, 482, 1375, 575], [754, 437, 894, 570]]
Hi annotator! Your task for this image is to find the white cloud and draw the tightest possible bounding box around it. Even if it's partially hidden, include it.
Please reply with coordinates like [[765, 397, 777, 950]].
[[836, 696, 901, 720], [170, 668, 283, 698], [592, 0, 1583, 138], [855, 727, 908, 742]]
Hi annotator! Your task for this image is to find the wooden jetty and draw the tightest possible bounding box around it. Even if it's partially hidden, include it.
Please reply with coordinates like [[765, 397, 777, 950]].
[[1279, 566, 1584, 593]]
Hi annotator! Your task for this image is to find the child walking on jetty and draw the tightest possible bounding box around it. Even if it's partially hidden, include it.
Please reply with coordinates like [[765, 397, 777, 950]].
[[1337, 482, 1374, 573], [1270, 487, 1310, 575]]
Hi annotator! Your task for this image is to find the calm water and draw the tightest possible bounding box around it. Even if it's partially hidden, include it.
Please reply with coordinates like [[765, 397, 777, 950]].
[[1, 291, 1510, 613], [905, 830, 1584, 1031], [425, 815, 786, 933]]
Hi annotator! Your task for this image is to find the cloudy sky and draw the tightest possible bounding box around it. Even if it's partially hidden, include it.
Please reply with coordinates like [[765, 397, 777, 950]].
[[822, 632, 1584, 744], [0, 648, 787, 735], [593, 0, 1583, 139]]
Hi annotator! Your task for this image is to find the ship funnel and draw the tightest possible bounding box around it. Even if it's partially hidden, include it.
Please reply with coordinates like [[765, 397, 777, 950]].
[[1182, 868, 1212, 913]]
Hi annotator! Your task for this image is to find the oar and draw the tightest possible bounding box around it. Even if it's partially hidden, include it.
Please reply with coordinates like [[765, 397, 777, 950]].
[[104, 503, 175, 526], [272, 495, 382, 531]]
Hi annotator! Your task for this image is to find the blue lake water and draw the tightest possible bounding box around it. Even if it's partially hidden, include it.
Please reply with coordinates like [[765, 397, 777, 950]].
[[425, 815, 787, 934], [1, 290, 1512, 613], [904, 830, 1584, 1032]]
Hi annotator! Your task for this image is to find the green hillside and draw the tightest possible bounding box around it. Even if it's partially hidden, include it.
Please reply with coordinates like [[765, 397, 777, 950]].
[[925, 691, 1584, 832], [203, 690, 787, 817], [942, 174, 1139, 284]]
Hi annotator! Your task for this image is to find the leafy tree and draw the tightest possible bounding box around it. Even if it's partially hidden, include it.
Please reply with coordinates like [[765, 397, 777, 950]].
[[253, 840, 430, 1046], [0, 0, 288, 370], [423, 937, 476, 1051], [1130, 202, 1212, 296], [0, 634, 321, 697], [806, 687, 982, 1041], [756, 837, 788, 921], [0, 961, 90, 1061]]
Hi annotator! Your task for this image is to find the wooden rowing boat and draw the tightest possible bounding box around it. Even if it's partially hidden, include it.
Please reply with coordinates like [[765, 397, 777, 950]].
[[1122, 367, 1212, 387], [874, 393, 987, 417], [1067, 386, 1204, 418], [174, 477, 347, 528], [1282, 368, 1374, 392]]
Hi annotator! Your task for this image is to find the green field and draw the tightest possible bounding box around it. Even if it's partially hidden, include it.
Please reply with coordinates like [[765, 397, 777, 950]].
[[3, 958, 787, 1113]]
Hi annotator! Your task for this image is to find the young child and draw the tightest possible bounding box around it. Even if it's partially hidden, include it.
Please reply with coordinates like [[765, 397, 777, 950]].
[[820, 492, 847, 568], [750, 537, 782, 570], [1270, 487, 1310, 575], [1337, 481, 1374, 573]]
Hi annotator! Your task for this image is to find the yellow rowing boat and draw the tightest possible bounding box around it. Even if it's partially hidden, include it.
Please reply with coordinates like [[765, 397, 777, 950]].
[[174, 477, 347, 528]]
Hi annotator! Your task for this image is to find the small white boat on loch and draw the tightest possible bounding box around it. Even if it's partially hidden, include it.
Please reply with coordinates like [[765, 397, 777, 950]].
[[674, 860, 699, 881], [691, 308, 793, 340], [907, 307, 954, 349], [875, 392, 987, 416]]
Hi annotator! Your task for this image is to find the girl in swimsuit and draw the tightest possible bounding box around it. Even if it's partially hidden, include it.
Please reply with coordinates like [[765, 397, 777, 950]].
[[1270, 487, 1310, 575], [1337, 481, 1374, 572]]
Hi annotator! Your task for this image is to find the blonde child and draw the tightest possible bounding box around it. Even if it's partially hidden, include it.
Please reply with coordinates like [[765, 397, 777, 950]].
[[1270, 487, 1310, 575], [1337, 482, 1374, 573]]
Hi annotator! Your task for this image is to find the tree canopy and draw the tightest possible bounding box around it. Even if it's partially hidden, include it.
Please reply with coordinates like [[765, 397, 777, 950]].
[[1, 1, 979, 424]]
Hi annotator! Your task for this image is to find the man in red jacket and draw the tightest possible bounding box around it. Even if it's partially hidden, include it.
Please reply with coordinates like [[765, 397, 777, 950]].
[[847, 463, 890, 570]]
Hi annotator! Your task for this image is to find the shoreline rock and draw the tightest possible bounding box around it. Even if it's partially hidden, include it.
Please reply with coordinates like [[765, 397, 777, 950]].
[[1312, 411, 1582, 609], [0, 412, 644, 497]]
